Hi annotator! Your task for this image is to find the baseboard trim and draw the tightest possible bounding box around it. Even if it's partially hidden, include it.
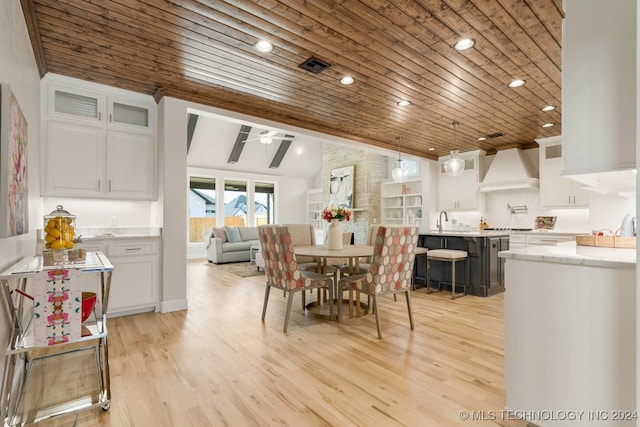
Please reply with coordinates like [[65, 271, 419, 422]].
[[161, 298, 188, 313]]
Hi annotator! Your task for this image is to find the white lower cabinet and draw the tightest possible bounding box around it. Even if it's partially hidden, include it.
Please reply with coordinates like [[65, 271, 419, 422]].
[[73, 239, 161, 317], [106, 240, 160, 316]]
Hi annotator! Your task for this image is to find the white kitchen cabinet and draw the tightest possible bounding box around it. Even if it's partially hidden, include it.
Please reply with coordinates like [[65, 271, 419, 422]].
[[562, 0, 636, 175], [106, 131, 155, 198], [41, 75, 157, 200], [537, 137, 588, 208], [107, 240, 160, 316], [48, 84, 154, 132], [43, 120, 105, 197], [380, 179, 424, 227], [437, 151, 485, 211]]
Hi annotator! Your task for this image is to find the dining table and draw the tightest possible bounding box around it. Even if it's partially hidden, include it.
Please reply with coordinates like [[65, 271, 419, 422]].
[[295, 244, 373, 319], [294, 244, 428, 320]]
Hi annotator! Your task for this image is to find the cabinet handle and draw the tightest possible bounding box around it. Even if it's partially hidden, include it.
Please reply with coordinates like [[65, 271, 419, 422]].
[[108, 180, 112, 192], [97, 180, 101, 191], [98, 112, 101, 121], [125, 247, 142, 252], [568, 196, 571, 204], [573, 195, 576, 204], [109, 113, 113, 123]]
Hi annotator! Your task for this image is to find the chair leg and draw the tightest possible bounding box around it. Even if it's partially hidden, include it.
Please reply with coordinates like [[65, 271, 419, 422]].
[[405, 290, 414, 331], [261, 285, 271, 321], [283, 291, 296, 333], [337, 285, 342, 322], [372, 295, 382, 339], [393, 293, 397, 302], [301, 288, 306, 309], [328, 283, 334, 321]]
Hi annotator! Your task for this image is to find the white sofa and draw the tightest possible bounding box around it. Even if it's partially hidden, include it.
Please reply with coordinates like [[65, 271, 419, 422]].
[[205, 224, 318, 265], [205, 226, 259, 264]]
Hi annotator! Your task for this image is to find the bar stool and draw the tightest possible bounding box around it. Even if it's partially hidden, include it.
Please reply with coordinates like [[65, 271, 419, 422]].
[[426, 249, 468, 299]]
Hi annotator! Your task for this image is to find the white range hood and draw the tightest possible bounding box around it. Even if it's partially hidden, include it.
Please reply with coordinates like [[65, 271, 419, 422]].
[[479, 148, 539, 192]]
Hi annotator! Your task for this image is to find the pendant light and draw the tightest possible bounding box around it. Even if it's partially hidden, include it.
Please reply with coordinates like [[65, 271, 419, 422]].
[[444, 121, 465, 177], [391, 137, 409, 183]]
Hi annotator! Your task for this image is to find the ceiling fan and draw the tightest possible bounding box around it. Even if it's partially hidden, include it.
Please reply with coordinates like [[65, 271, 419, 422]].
[[243, 129, 294, 145]]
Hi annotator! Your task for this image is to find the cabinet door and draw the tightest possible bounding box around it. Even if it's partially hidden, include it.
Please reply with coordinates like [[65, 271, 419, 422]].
[[43, 121, 105, 197], [48, 86, 105, 124], [571, 183, 589, 207], [437, 173, 458, 210], [108, 254, 158, 314], [107, 97, 154, 131], [106, 131, 156, 199], [540, 161, 573, 207], [456, 171, 480, 210]]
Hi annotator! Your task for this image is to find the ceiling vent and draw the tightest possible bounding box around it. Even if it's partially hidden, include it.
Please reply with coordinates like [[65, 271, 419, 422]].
[[298, 57, 331, 74], [486, 132, 505, 139]]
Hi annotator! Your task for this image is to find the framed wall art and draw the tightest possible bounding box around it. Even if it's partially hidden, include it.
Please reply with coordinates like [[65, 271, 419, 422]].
[[0, 84, 28, 237], [329, 165, 354, 208]]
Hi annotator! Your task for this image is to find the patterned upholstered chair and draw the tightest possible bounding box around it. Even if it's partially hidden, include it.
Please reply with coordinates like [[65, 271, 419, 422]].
[[259, 225, 334, 332], [337, 225, 419, 339]]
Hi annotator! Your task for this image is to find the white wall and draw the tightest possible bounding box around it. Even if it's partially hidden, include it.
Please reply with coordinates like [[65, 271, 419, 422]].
[[0, 0, 42, 384], [157, 97, 188, 313], [0, 1, 41, 270], [40, 198, 160, 228]]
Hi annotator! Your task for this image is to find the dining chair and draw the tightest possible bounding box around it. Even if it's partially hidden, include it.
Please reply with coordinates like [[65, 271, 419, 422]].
[[337, 225, 419, 339], [258, 225, 334, 332]]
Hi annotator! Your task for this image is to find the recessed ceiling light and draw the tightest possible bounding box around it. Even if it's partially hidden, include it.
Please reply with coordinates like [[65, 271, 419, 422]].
[[477, 136, 487, 141], [541, 123, 554, 128], [541, 105, 556, 112], [454, 38, 476, 51], [397, 100, 411, 107], [340, 76, 354, 85], [508, 79, 526, 88], [428, 147, 435, 151], [254, 40, 273, 53]]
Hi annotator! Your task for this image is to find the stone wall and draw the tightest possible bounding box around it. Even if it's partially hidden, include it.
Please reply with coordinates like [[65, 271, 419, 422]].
[[322, 144, 388, 244]]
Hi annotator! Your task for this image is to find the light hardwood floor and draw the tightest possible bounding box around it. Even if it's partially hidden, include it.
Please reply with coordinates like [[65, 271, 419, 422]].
[[39, 260, 530, 427]]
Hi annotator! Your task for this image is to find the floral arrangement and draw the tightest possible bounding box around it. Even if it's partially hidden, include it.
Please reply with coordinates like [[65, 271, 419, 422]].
[[323, 204, 351, 222]]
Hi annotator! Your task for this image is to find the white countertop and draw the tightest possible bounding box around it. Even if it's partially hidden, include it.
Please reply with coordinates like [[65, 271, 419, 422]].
[[499, 241, 636, 268], [38, 227, 162, 241]]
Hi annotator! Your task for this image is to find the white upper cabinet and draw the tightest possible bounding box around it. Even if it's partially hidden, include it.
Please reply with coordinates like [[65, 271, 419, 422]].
[[537, 136, 588, 208], [437, 151, 485, 211], [562, 0, 636, 175], [41, 74, 157, 200]]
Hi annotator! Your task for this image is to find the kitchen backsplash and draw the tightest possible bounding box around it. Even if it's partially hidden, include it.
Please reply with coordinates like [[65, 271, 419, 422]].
[[442, 189, 633, 233], [40, 198, 162, 228]]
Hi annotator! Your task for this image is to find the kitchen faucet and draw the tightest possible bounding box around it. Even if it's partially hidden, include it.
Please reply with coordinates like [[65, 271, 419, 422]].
[[437, 210, 448, 233]]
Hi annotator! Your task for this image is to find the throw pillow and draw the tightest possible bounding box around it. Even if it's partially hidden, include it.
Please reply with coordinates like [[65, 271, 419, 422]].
[[212, 227, 227, 243], [224, 226, 242, 243]]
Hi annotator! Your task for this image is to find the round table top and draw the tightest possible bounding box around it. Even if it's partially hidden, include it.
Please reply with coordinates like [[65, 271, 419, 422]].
[[294, 245, 374, 258], [294, 245, 428, 258]]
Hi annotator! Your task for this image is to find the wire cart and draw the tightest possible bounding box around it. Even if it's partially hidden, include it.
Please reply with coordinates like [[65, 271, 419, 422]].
[[0, 251, 113, 426]]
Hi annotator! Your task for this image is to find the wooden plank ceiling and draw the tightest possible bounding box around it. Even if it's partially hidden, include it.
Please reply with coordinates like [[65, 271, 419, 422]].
[[21, 0, 563, 159]]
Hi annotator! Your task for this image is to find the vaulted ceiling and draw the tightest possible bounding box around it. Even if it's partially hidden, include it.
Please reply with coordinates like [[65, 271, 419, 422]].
[[21, 0, 563, 160]]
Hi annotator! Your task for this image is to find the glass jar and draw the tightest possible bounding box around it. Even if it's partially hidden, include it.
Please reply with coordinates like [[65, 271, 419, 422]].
[[43, 205, 77, 265]]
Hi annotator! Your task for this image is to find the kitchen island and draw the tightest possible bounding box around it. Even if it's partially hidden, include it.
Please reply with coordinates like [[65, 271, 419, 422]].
[[418, 230, 510, 297], [499, 242, 636, 426]]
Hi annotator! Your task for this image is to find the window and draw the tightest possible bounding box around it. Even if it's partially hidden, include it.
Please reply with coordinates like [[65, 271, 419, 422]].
[[189, 176, 216, 242], [255, 181, 275, 225], [224, 179, 247, 226], [402, 159, 419, 175]]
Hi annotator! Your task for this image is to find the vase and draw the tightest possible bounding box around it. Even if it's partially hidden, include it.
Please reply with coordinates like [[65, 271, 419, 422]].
[[328, 219, 343, 250]]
